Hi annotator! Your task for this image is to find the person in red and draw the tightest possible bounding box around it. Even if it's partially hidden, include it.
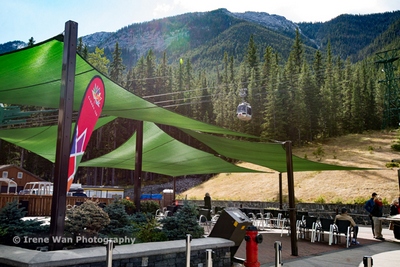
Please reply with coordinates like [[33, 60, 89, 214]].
[[371, 195, 385, 240]]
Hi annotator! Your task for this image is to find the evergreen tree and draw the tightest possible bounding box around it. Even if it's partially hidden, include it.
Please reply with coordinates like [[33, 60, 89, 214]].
[[27, 37, 35, 46], [340, 58, 353, 133], [145, 49, 156, 97], [87, 47, 109, 75], [109, 42, 126, 85], [299, 61, 319, 141], [77, 37, 83, 54]]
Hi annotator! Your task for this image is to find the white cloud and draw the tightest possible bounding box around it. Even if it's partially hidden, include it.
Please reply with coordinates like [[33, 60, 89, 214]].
[[153, 3, 174, 18]]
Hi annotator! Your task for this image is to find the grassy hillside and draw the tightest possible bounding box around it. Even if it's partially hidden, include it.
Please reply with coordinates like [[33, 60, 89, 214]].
[[179, 130, 400, 204]]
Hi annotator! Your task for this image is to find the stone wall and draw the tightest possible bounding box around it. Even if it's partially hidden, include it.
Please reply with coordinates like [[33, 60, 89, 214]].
[[0, 237, 234, 267]]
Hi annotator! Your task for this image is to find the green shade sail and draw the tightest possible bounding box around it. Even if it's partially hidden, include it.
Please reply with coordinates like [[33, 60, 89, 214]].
[[0, 117, 116, 163], [0, 36, 254, 138], [80, 122, 261, 176], [181, 129, 370, 172]]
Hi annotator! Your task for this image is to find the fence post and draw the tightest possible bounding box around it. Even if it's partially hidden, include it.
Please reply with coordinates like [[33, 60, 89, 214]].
[[363, 256, 373, 267], [274, 241, 282, 267], [206, 249, 213, 267], [186, 234, 192, 267], [106, 240, 114, 267]]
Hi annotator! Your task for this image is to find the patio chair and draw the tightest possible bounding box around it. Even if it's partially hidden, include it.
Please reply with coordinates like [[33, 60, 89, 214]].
[[270, 213, 283, 229], [248, 212, 263, 230], [335, 220, 352, 248], [299, 216, 318, 242], [296, 214, 305, 239], [199, 214, 211, 234], [264, 212, 273, 229]]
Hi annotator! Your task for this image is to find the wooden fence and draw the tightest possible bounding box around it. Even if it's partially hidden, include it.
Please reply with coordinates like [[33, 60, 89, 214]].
[[0, 194, 113, 216]]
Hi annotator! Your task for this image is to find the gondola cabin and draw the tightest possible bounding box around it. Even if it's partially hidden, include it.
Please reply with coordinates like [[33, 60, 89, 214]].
[[236, 102, 252, 121]]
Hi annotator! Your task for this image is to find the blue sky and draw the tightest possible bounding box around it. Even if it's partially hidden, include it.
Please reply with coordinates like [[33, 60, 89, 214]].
[[1, 0, 400, 44]]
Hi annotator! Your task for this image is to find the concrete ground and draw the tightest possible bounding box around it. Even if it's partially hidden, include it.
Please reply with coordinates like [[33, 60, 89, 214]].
[[234, 225, 400, 267]]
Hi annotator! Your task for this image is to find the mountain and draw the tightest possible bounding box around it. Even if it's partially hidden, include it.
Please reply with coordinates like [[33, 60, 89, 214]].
[[80, 8, 320, 69], [298, 11, 400, 61], [0, 40, 26, 54], [1, 9, 399, 68], [78, 8, 399, 69]]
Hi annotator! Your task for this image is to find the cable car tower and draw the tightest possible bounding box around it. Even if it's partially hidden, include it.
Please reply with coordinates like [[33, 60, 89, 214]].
[[236, 88, 252, 121], [375, 49, 400, 129]]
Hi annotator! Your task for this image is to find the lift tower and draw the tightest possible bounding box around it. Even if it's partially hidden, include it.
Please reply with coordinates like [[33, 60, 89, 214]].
[[375, 49, 400, 129]]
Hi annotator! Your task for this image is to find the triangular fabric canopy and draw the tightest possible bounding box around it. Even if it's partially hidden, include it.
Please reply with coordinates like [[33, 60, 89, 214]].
[[0, 117, 116, 163], [80, 121, 261, 176], [181, 129, 370, 172], [0, 36, 254, 138]]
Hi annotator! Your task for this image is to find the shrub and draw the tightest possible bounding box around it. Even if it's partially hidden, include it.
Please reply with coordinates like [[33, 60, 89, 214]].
[[65, 200, 110, 244], [391, 143, 400, 152], [140, 200, 160, 214], [312, 146, 325, 160], [101, 200, 135, 238], [135, 216, 167, 243], [161, 201, 204, 240], [0, 200, 49, 247], [385, 162, 399, 168], [314, 195, 326, 204], [120, 198, 136, 214], [351, 196, 368, 205]]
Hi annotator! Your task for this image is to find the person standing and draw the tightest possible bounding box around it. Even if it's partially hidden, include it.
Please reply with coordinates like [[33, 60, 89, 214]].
[[204, 193, 212, 210], [364, 192, 377, 237], [204, 193, 212, 220], [371, 195, 385, 240], [389, 198, 400, 239]]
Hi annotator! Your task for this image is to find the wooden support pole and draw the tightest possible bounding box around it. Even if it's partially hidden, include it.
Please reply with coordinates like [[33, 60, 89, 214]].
[[49, 20, 77, 251], [134, 120, 143, 211], [285, 141, 298, 256]]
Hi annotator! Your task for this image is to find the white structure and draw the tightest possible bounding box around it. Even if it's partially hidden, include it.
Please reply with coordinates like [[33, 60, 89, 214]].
[[19, 181, 53, 195], [0, 177, 17, 193]]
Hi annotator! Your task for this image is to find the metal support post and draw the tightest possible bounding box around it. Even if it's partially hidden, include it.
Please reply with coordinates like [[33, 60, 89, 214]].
[[363, 256, 373, 267], [274, 241, 282, 267], [106, 240, 114, 267], [206, 249, 213, 267], [186, 234, 192, 267]]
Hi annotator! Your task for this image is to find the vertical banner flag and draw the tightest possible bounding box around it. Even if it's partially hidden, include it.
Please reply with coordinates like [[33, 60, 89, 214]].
[[67, 76, 105, 191]]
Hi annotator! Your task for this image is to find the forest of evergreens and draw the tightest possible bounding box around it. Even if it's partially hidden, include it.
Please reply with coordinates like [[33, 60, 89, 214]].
[[1, 25, 399, 186]]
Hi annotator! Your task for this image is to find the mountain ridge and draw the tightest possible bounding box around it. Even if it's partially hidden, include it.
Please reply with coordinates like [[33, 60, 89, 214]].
[[2, 9, 399, 67]]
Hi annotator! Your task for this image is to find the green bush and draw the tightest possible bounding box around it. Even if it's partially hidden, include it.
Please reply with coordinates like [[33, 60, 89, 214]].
[[140, 200, 160, 214], [391, 143, 400, 152], [65, 200, 110, 245], [0, 200, 49, 247], [120, 198, 136, 214], [314, 195, 326, 204], [135, 216, 167, 243], [313, 146, 325, 160], [161, 201, 204, 240], [101, 200, 135, 238], [351, 196, 368, 205]]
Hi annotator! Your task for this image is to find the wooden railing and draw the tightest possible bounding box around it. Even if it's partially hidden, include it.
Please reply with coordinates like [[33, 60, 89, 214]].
[[0, 194, 113, 216]]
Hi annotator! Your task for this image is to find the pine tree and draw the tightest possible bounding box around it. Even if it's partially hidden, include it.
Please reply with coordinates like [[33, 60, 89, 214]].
[[27, 37, 35, 46], [87, 47, 110, 75], [109, 42, 126, 85]]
